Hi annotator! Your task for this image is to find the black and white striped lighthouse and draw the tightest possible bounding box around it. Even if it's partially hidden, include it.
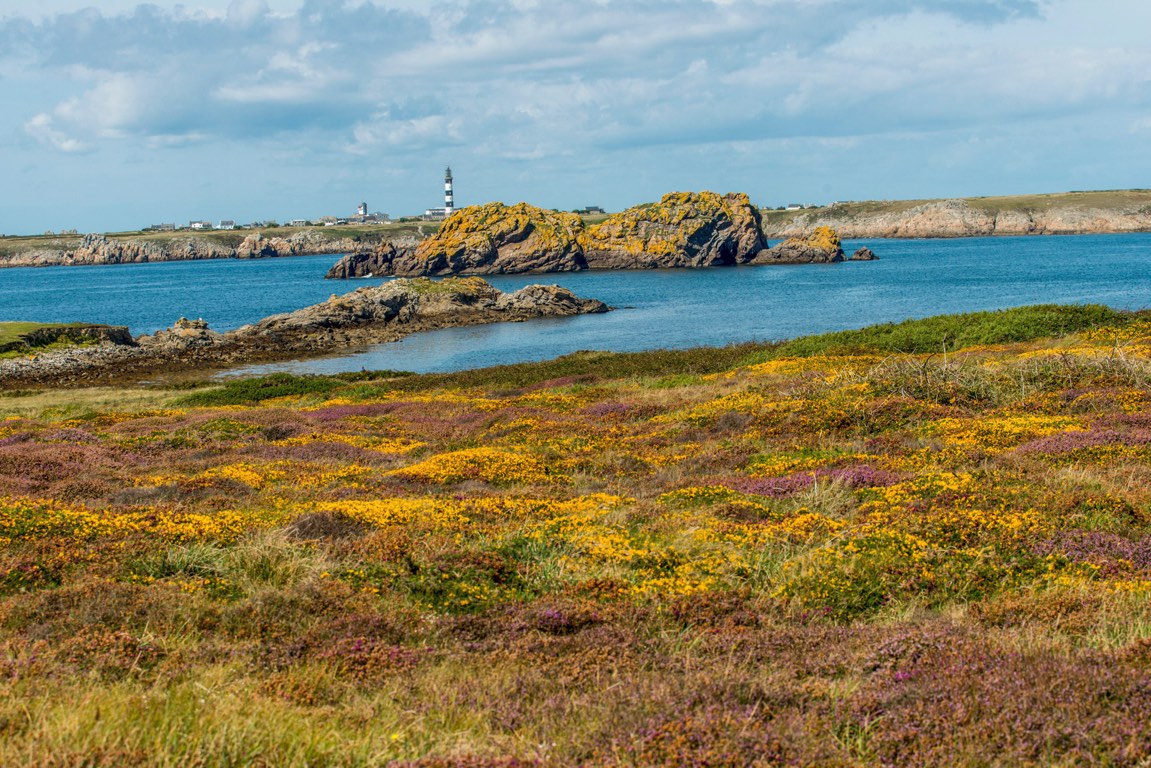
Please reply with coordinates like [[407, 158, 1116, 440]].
[[444, 166, 454, 216]]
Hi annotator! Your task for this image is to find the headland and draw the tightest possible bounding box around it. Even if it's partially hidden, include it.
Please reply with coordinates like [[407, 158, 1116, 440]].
[[0, 278, 608, 387], [761, 189, 1151, 238]]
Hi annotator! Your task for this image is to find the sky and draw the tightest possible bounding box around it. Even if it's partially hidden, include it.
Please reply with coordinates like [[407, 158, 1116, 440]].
[[1, 0, 1149, 235]]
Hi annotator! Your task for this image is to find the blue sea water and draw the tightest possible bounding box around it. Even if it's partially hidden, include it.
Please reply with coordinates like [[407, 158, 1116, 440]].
[[2, 233, 1150, 375]]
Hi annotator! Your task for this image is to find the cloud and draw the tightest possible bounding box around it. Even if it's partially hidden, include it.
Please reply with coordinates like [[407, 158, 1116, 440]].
[[23, 112, 89, 152], [0, 0, 1146, 204]]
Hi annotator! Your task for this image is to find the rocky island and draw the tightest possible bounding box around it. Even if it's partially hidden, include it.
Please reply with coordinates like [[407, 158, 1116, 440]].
[[0, 278, 608, 387], [325, 192, 854, 278]]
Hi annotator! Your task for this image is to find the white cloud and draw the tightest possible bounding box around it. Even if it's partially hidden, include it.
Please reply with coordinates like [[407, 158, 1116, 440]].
[[346, 112, 460, 154], [23, 112, 89, 152], [3, 0, 1151, 233]]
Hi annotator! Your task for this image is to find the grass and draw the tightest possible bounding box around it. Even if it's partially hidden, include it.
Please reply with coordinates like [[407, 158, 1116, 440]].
[[0, 321, 85, 346], [759, 303, 1128, 358], [0, 321, 101, 359], [6, 304, 1151, 764], [179, 371, 414, 407]]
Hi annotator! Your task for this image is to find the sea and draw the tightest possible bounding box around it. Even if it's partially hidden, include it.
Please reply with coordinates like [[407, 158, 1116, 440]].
[[2, 233, 1151, 376]]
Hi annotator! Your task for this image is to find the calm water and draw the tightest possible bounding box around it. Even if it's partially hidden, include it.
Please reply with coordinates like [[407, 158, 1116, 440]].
[[2, 234, 1150, 375]]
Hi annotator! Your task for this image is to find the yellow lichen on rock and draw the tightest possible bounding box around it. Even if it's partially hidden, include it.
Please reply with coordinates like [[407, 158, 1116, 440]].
[[329, 192, 855, 277], [579, 191, 765, 268], [410, 202, 586, 275], [781, 225, 841, 252], [752, 223, 846, 264]]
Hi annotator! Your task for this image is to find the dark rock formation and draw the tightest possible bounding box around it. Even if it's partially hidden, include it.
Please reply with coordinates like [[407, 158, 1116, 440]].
[[0, 278, 610, 387], [751, 226, 846, 264], [580, 192, 765, 269], [851, 247, 878, 261], [325, 242, 417, 279]]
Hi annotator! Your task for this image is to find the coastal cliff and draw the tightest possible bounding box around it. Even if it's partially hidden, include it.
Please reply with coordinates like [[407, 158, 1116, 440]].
[[0, 228, 408, 269], [0, 278, 609, 387], [761, 190, 1151, 239]]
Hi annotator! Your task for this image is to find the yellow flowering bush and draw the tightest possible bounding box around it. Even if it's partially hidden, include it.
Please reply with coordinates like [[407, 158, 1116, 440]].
[[922, 415, 1083, 452], [389, 447, 561, 485]]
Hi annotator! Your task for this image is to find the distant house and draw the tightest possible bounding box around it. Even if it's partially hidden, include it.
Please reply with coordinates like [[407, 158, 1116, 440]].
[[785, 204, 803, 211], [289, 219, 310, 227], [577, 206, 606, 215], [189, 220, 213, 230], [148, 223, 177, 232], [217, 220, 236, 230], [423, 208, 448, 220], [320, 216, 340, 226]]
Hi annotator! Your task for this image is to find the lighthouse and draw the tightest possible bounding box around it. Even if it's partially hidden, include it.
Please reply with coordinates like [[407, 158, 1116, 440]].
[[444, 166, 454, 216]]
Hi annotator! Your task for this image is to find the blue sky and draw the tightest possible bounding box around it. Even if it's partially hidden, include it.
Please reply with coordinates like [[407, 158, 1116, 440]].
[[1, 0, 1149, 235]]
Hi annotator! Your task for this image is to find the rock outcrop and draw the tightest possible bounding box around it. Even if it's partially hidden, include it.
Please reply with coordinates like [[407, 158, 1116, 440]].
[[851, 247, 878, 261], [409, 203, 586, 275], [143, 317, 225, 349], [235, 233, 293, 259], [751, 226, 845, 264], [0, 278, 610, 387], [324, 242, 416, 279], [579, 192, 766, 269]]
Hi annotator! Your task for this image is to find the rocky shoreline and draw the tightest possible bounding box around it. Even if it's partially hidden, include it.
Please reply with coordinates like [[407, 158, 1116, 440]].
[[0, 278, 609, 388], [6, 191, 1149, 271], [761, 196, 1151, 239], [0, 230, 407, 269]]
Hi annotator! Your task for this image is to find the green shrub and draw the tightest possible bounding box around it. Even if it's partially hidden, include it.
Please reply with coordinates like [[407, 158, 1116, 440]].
[[751, 304, 1130, 361], [177, 373, 347, 406]]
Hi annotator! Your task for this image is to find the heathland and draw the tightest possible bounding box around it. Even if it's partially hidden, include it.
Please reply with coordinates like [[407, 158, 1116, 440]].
[[4, 304, 1151, 765]]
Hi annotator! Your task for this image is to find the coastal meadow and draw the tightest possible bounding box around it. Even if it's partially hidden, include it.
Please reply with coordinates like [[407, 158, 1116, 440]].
[[4, 305, 1151, 765]]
